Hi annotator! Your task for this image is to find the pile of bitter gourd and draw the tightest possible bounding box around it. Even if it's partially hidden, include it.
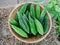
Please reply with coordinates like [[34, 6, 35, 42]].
[[10, 3, 50, 38]]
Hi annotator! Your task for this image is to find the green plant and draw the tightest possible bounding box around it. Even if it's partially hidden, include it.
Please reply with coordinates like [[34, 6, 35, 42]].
[[10, 19, 19, 26], [41, 0, 60, 40], [29, 15, 37, 35], [11, 25, 28, 38], [36, 4, 40, 20], [29, 0, 60, 40], [17, 12, 29, 33], [10, 3, 49, 38], [35, 18, 44, 35], [30, 4, 35, 18], [15, 3, 28, 21], [40, 7, 46, 23], [43, 15, 50, 34]]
